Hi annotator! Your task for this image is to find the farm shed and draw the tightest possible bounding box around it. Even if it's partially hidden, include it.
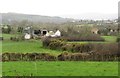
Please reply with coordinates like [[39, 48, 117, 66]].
[[41, 29, 48, 36]]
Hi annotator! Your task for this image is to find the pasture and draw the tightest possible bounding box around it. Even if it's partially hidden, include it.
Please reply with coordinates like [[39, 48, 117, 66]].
[[1, 34, 119, 76], [2, 40, 62, 55], [68, 36, 117, 44], [3, 61, 118, 76], [1, 34, 62, 55], [101, 36, 117, 42], [2, 34, 117, 56]]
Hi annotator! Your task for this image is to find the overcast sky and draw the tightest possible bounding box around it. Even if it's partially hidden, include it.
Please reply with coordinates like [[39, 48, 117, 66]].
[[0, 0, 119, 19]]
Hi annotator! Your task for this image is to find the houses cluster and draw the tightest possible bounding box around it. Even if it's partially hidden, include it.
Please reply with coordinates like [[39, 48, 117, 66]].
[[24, 26, 61, 39], [91, 27, 119, 35]]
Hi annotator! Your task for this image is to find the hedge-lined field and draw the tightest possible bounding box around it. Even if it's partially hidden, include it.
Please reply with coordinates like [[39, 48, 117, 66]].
[[1, 34, 119, 76], [3, 61, 118, 76], [2, 40, 61, 55]]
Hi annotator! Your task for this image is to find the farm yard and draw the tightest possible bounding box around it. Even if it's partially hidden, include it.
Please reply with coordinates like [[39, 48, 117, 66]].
[[1, 33, 119, 76]]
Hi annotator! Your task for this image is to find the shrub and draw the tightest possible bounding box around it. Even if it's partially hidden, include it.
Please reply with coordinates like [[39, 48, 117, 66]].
[[71, 43, 92, 53], [42, 37, 51, 47], [0, 37, 3, 41], [63, 34, 105, 41], [61, 44, 73, 51], [116, 37, 120, 42], [48, 39, 65, 50], [58, 52, 90, 61], [2, 53, 56, 61], [10, 36, 24, 41], [10, 37, 18, 41]]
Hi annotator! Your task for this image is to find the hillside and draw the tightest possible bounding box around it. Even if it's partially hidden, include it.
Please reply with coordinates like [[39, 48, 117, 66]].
[[0, 13, 74, 24]]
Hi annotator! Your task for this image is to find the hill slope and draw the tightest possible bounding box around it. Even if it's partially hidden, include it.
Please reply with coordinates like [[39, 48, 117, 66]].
[[0, 13, 74, 24]]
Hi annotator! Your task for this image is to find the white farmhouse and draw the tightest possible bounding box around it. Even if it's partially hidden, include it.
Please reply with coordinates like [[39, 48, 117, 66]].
[[45, 30, 61, 37], [24, 33, 31, 39], [54, 30, 61, 37]]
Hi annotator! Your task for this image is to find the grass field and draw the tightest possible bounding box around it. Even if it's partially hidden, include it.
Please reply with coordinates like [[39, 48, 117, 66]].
[[2, 36, 117, 54], [2, 34, 16, 39], [1, 33, 62, 55], [101, 36, 117, 42], [2, 40, 62, 55], [68, 36, 117, 44], [2, 61, 118, 76], [1, 34, 119, 76]]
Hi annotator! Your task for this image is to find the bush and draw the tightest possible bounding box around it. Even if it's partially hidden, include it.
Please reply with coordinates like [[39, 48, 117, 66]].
[[58, 52, 91, 61], [62, 33, 105, 41], [48, 39, 65, 50], [42, 38, 94, 53], [116, 37, 120, 42], [0, 37, 3, 41], [2, 53, 56, 61], [42, 37, 51, 47], [10, 37, 19, 41], [10, 36, 24, 41], [61, 43, 93, 53], [61, 44, 73, 51]]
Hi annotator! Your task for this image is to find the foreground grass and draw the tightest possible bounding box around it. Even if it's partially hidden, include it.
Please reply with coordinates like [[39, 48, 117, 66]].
[[0, 62, 2, 77], [2, 61, 118, 76]]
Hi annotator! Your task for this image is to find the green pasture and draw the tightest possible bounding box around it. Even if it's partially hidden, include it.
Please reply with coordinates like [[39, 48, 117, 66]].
[[2, 61, 118, 76], [2, 40, 61, 55], [1, 34, 117, 54], [1, 34, 62, 55], [1, 34, 119, 76], [68, 36, 117, 44], [101, 36, 117, 42], [2, 34, 16, 39]]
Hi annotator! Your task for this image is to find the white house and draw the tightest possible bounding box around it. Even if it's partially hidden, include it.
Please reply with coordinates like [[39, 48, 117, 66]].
[[24, 33, 31, 39], [46, 30, 61, 37]]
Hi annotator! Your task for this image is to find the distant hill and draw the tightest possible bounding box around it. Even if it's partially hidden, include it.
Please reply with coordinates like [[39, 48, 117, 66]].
[[0, 13, 74, 24], [60, 13, 117, 20]]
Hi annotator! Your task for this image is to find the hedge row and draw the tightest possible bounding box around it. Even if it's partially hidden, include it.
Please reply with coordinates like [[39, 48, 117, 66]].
[[1, 52, 120, 62], [116, 37, 120, 42], [42, 37, 94, 53], [2, 53, 56, 62], [42, 37, 119, 54], [63, 36, 105, 41]]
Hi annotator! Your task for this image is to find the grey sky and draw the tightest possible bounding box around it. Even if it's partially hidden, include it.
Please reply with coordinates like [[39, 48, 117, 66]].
[[0, 0, 119, 19]]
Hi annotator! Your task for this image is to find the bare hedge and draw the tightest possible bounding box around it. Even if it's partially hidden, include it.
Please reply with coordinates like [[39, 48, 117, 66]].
[[2, 53, 56, 62], [2, 52, 120, 62]]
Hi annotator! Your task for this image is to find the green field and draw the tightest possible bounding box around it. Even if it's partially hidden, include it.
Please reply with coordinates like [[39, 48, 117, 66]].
[[101, 36, 117, 42], [2, 40, 62, 55], [1, 34, 117, 54], [2, 34, 18, 39], [1, 33, 62, 55], [67, 36, 117, 44], [1, 34, 119, 76], [2, 61, 118, 76]]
